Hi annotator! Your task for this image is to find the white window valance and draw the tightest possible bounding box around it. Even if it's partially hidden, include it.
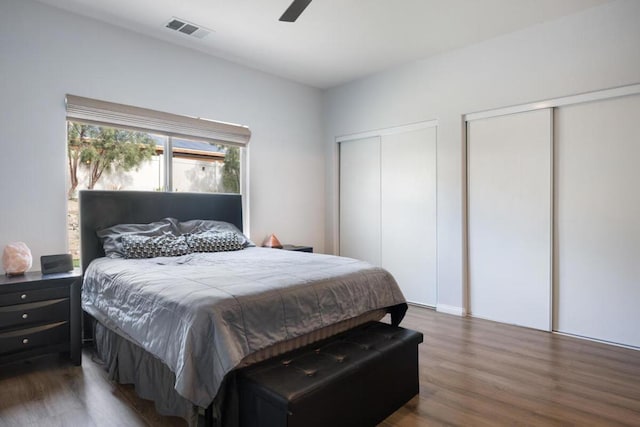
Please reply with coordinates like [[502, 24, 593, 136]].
[[65, 94, 251, 147]]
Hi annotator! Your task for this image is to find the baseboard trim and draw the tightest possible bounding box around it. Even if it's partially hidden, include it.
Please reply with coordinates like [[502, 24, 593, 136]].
[[436, 304, 466, 316], [407, 301, 435, 310], [553, 331, 640, 351]]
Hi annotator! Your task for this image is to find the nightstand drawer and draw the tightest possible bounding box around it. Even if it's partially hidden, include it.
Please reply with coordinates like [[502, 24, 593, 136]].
[[0, 298, 69, 329], [0, 287, 70, 307], [0, 321, 69, 355]]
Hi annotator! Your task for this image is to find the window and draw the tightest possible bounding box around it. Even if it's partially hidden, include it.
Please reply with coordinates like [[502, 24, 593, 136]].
[[65, 95, 250, 264]]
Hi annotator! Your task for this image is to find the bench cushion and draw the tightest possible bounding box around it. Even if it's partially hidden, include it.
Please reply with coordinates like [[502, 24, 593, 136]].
[[238, 321, 423, 427]]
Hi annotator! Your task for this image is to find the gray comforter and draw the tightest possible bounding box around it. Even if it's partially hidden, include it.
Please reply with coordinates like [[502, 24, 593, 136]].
[[82, 247, 406, 407]]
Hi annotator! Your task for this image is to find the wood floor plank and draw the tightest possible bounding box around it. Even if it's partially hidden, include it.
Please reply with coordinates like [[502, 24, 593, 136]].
[[1, 305, 640, 426]]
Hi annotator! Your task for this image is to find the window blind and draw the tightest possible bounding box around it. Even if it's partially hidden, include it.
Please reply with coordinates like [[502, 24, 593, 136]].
[[65, 94, 251, 147]]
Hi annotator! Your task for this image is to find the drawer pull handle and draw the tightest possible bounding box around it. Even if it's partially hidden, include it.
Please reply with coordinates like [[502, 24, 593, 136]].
[[22, 338, 29, 345], [22, 313, 28, 319], [21, 294, 27, 300]]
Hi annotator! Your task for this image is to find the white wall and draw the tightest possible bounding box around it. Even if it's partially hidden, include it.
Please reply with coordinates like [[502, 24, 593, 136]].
[[0, 0, 325, 266], [323, 0, 640, 313]]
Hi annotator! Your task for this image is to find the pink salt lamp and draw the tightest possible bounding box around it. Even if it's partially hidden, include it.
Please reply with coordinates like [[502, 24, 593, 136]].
[[3, 242, 33, 276]]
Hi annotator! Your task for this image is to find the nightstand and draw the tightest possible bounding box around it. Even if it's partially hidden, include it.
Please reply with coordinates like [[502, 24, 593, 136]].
[[281, 244, 313, 253], [0, 270, 82, 366]]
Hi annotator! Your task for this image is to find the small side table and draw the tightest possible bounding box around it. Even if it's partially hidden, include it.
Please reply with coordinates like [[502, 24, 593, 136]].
[[0, 269, 82, 366], [281, 244, 313, 253]]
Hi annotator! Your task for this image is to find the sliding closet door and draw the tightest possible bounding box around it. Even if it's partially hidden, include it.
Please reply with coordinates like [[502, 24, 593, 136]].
[[339, 137, 381, 266], [468, 109, 552, 331], [555, 94, 640, 347], [381, 127, 437, 306]]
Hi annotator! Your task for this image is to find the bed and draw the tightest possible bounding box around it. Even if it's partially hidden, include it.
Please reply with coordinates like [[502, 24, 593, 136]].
[[79, 190, 408, 426]]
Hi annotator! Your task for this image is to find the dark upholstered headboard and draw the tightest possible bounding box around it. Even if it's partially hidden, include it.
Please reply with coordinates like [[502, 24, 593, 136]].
[[79, 190, 243, 273]]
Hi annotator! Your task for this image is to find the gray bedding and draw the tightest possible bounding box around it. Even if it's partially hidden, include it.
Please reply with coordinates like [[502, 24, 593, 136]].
[[82, 247, 406, 408]]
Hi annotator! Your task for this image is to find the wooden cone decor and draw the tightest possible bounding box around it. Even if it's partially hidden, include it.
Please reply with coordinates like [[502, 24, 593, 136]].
[[262, 234, 283, 249]]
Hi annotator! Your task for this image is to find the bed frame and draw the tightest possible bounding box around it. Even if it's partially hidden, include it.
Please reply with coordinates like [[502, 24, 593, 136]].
[[79, 190, 243, 272], [78, 190, 408, 426]]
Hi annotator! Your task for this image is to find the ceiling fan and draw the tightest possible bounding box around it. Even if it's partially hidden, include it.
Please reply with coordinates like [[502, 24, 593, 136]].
[[279, 0, 312, 22]]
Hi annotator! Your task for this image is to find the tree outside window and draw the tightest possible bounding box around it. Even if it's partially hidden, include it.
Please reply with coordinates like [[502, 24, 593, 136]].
[[67, 122, 156, 199]]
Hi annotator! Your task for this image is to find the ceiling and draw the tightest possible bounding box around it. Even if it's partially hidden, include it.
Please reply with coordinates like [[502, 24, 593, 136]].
[[36, 0, 612, 89]]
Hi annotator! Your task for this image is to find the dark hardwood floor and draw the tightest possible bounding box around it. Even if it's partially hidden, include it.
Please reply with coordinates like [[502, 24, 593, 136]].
[[1, 305, 639, 426]]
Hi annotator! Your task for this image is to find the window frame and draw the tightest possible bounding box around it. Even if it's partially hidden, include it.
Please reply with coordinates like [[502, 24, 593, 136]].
[[65, 95, 251, 235]]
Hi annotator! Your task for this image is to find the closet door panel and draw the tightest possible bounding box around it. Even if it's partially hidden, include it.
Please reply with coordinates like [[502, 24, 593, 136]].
[[468, 109, 552, 331], [381, 127, 437, 306], [339, 137, 381, 266], [555, 94, 640, 347]]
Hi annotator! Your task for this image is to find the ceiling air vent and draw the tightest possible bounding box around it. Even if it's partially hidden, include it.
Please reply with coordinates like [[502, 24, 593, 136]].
[[164, 17, 211, 39]]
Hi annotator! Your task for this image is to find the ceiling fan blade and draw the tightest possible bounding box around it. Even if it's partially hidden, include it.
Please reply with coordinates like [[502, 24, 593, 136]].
[[279, 0, 312, 22]]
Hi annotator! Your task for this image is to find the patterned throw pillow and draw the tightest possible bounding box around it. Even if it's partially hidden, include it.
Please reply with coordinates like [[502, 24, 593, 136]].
[[121, 234, 190, 259], [97, 218, 179, 258], [178, 219, 253, 248], [186, 231, 243, 253]]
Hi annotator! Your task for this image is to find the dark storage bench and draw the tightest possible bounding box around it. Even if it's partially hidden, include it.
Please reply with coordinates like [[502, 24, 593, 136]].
[[238, 321, 423, 427]]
